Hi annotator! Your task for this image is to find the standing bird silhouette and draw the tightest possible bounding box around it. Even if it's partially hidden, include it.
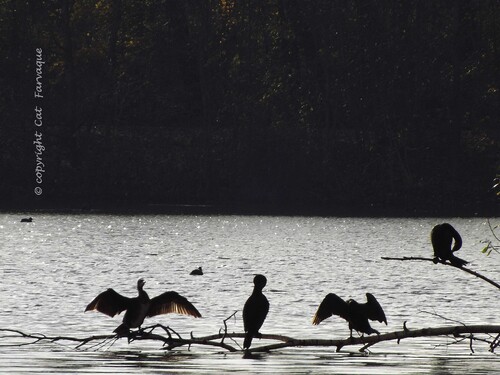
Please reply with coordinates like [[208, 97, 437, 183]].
[[85, 278, 201, 335], [242, 274, 269, 350], [313, 293, 387, 336], [431, 223, 468, 267]]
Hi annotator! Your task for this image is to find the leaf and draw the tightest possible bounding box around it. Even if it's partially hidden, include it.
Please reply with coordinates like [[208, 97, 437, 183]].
[[481, 244, 490, 253]]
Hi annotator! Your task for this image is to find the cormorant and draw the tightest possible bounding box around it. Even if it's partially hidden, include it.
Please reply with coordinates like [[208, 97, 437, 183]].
[[85, 278, 201, 335], [431, 223, 468, 267], [243, 274, 269, 350], [190, 267, 203, 275], [21, 217, 33, 222], [313, 293, 387, 336]]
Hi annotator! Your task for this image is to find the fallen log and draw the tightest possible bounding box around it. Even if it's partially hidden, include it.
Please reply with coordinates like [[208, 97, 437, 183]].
[[1, 324, 499, 354]]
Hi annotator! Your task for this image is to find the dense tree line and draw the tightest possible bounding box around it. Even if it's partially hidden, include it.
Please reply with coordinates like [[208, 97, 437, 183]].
[[1, 0, 498, 215]]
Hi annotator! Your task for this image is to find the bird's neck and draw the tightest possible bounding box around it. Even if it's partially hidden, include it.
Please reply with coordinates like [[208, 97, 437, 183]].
[[253, 288, 264, 295], [138, 288, 149, 301]]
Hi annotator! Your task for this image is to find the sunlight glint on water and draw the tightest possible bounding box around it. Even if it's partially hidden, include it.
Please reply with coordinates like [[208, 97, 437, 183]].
[[0, 214, 498, 374]]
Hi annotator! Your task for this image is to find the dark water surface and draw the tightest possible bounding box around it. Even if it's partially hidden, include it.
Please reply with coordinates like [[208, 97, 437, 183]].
[[0, 214, 498, 373]]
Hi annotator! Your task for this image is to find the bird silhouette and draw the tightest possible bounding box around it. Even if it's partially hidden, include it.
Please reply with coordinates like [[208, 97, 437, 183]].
[[20, 217, 33, 222], [190, 267, 203, 275], [313, 293, 387, 336], [85, 278, 201, 335], [431, 223, 468, 267], [243, 274, 269, 350]]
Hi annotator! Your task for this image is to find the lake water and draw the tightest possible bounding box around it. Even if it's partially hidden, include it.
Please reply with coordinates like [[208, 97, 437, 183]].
[[0, 213, 498, 374]]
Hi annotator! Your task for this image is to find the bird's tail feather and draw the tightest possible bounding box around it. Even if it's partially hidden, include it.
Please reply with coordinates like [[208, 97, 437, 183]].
[[449, 255, 468, 267], [113, 324, 130, 337], [243, 333, 253, 350]]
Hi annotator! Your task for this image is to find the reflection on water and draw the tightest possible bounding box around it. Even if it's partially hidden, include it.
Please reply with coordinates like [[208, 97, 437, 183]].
[[0, 214, 498, 374]]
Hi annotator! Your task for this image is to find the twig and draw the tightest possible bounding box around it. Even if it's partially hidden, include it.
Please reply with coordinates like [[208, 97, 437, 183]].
[[220, 311, 238, 345], [481, 220, 500, 256], [417, 314, 479, 354], [420, 310, 467, 326], [491, 333, 500, 352], [0, 328, 114, 349], [487, 219, 500, 243], [381, 256, 500, 290]]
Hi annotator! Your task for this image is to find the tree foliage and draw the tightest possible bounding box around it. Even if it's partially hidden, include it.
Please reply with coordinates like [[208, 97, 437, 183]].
[[1, 0, 499, 213]]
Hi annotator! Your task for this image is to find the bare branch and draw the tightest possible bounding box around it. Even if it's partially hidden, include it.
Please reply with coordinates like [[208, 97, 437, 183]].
[[381, 256, 500, 290], [2, 325, 499, 354], [220, 310, 239, 347], [246, 325, 500, 354]]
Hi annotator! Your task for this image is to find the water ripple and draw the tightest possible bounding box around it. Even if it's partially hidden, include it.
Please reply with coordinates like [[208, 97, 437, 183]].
[[0, 214, 498, 374]]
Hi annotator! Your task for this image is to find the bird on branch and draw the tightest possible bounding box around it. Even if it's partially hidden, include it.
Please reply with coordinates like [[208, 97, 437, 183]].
[[431, 223, 468, 267], [243, 274, 269, 350], [85, 278, 201, 336], [313, 293, 387, 337]]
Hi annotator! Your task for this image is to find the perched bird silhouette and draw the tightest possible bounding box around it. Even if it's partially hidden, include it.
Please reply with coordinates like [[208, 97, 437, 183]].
[[85, 278, 201, 336], [243, 274, 269, 350], [21, 217, 33, 222], [313, 293, 387, 336], [431, 223, 468, 267], [190, 267, 203, 276]]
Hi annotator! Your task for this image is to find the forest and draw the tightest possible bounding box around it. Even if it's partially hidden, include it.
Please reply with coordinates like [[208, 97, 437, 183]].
[[1, 1, 499, 215]]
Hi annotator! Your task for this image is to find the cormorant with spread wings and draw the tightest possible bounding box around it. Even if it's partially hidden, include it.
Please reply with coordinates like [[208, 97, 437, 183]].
[[313, 292, 387, 336], [85, 278, 201, 335]]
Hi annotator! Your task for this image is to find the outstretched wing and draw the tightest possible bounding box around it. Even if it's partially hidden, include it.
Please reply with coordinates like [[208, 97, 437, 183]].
[[364, 293, 387, 324], [147, 291, 202, 318], [85, 288, 131, 317], [312, 293, 349, 325]]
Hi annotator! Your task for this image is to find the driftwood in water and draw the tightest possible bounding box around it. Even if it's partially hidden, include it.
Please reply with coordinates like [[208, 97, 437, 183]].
[[381, 256, 500, 290], [244, 324, 500, 353], [1, 323, 499, 354]]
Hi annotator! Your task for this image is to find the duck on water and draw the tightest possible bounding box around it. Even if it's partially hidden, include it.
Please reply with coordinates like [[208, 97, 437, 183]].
[[190, 267, 203, 275]]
